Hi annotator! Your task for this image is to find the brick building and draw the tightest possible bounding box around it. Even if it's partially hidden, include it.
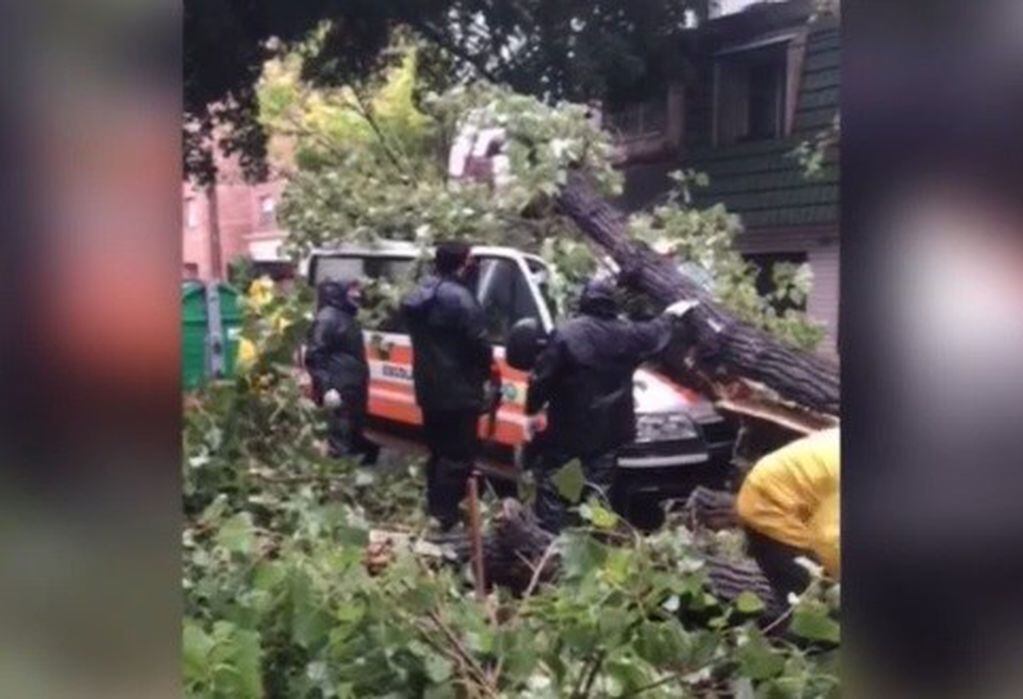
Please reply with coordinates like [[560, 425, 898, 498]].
[[181, 157, 290, 281]]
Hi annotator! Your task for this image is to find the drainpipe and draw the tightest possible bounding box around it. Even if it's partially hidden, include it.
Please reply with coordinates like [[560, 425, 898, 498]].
[[206, 183, 222, 280]]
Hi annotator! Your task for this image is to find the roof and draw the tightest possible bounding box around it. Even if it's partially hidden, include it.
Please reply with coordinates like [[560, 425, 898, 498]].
[[306, 241, 539, 261], [688, 23, 839, 231]]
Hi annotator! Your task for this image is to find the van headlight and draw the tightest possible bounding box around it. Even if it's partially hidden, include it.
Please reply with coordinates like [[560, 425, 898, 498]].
[[635, 412, 699, 443]]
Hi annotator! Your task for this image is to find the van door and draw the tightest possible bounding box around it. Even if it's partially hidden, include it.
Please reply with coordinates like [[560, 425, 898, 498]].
[[469, 254, 546, 446], [471, 255, 546, 345]]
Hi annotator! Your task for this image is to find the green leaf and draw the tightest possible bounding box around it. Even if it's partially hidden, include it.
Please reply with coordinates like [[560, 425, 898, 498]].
[[634, 620, 690, 666], [182, 620, 213, 685], [688, 631, 719, 668], [216, 513, 255, 555], [336, 600, 366, 624], [496, 629, 538, 678], [551, 459, 585, 503], [735, 591, 766, 614], [229, 628, 264, 699], [424, 683, 457, 699], [582, 501, 618, 530], [338, 525, 370, 547], [289, 571, 332, 650], [561, 532, 608, 579], [252, 561, 285, 593], [208, 622, 263, 698], [738, 634, 785, 681], [605, 657, 648, 696], [425, 654, 453, 683], [466, 627, 495, 654], [791, 607, 841, 643], [602, 548, 632, 586]]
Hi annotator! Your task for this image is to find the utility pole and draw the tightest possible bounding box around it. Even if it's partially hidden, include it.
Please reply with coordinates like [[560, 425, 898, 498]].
[[206, 183, 222, 280], [203, 181, 225, 378]]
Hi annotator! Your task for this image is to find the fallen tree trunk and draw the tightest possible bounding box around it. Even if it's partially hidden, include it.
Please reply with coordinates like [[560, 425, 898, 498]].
[[556, 172, 840, 432], [371, 498, 784, 620]]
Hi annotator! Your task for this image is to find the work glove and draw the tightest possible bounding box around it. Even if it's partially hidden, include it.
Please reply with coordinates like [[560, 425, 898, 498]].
[[525, 415, 545, 440], [323, 389, 343, 409]]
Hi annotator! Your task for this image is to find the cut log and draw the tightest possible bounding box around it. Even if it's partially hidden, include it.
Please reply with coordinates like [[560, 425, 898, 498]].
[[483, 499, 558, 590], [556, 172, 840, 432], [705, 555, 787, 621], [368, 500, 557, 592], [684, 486, 739, 531]]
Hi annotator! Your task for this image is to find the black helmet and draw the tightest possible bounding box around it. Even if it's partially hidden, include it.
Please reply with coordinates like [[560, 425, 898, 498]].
[[506, 317, 549, 371], [578, 278, 619, 318]]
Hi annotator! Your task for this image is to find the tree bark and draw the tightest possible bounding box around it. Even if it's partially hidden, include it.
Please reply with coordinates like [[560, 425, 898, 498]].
[[381, 498, 784, 620], [442, 499, 558, 592], [685, 486, 739, 531], [368, 500, 557, 591], [556, 172, 840, 430]]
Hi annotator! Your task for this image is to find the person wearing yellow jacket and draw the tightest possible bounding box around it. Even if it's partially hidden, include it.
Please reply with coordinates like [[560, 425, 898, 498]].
[[735, 427, 840, 600]]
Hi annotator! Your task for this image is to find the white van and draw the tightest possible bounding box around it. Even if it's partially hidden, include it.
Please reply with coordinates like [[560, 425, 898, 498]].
[[305, 241, 737, 513]]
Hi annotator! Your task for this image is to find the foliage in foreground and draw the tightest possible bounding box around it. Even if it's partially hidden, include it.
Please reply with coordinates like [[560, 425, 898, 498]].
[[184, 293, 839, 697]]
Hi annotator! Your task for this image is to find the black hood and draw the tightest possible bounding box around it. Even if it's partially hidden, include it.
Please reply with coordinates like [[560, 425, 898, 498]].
[[578, 279, 619, 319], [317, 279, 357, 313]]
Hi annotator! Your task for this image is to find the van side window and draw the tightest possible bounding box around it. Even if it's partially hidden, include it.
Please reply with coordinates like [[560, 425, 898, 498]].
[[472, 257, 542, 345], [313, 257, 364, 284], [312, 255, 417, 332]]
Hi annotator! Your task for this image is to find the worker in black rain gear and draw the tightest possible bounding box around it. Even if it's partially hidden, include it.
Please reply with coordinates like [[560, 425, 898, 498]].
[[402, 242, 498, 530], [525, 278, 696, 532], [305, 279, 380, 465]]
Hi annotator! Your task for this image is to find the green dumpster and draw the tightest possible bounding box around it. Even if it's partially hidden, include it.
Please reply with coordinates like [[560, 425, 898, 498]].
[[182, 282, 207, 390], [181, 281, 244, 390], [218, 283, 243, 379]]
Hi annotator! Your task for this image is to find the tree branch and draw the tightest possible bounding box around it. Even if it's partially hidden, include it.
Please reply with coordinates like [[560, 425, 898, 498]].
[[522, 540, 559, 599], [621, 672, 686, 697], [573, 648, 608, 698], [411, 21, 501, 84], [346, 89, 410, 176], [426, 609, 499, 697]]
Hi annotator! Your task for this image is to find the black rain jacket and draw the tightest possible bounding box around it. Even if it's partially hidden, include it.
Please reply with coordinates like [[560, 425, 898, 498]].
[[305, 281, 369, 411], [402, 274, 493, 412], [526, 284, 673, 457]]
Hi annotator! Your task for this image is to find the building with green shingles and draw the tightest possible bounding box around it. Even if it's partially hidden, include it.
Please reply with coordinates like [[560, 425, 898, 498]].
[[610, 0, 839, 353]]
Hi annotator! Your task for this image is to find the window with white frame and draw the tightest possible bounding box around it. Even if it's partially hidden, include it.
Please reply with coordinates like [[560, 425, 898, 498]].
[[258, 195, 276, 226], [185, 197, 198, 229], [714, 40, 789, 145]]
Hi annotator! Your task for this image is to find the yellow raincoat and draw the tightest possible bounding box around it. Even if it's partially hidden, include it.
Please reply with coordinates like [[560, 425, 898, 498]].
[[735, 428, 840, 577]]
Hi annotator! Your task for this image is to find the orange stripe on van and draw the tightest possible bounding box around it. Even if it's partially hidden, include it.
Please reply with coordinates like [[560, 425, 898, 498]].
[[363, 336, 532, 448]]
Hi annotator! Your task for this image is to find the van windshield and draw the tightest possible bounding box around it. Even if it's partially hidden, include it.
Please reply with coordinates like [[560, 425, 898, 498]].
[[312, 256, 416, 287]]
